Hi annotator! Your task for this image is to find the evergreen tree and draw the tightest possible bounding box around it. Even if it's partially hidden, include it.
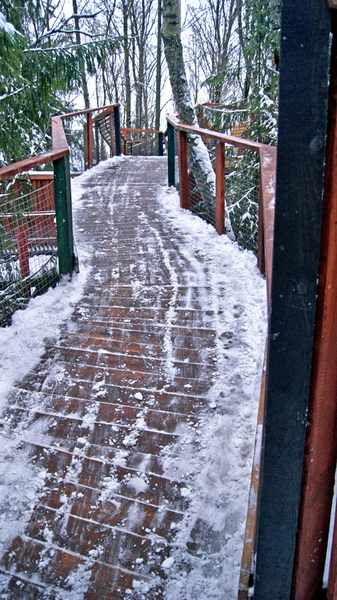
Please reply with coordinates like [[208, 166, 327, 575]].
[[0, 2, 118, 167]]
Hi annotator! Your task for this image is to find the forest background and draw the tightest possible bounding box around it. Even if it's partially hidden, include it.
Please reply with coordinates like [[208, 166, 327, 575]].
[[0, 0, 281, 170]]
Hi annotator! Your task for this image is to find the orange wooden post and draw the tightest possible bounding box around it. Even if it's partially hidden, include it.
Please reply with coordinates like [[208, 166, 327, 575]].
[[215, 141, 225, 235], [257, 165, 266, 275], [292, 12, 337, 600], [87, 112, 93, 169], [177, 130, 189, 209], [16, 221, 30, 297]]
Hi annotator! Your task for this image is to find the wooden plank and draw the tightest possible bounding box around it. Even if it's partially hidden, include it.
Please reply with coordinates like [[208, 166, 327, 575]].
[[215, 141, 225, 235], [259, 145, 276, 309], [257, 167, 266, 277], [238, 341, 267, 600], [0, 149, 68, 182], [29, 172, 54, 180], [293, 11, 337, 600], [253, 2, 331, 599], [177, 130, 189, 210], [51, 116, 68, 152], [60, 104, 119, 120]]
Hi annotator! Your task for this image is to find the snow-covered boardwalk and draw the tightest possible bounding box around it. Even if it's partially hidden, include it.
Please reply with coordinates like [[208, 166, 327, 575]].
[[0, 156, 266, 599]]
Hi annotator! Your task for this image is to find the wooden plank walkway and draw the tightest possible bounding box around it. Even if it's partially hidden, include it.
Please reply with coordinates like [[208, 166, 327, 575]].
[[0, 157, 224, 598]]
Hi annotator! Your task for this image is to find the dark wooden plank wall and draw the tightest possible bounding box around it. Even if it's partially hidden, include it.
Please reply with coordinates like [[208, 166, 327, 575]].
[[253, 1, 331, 598]]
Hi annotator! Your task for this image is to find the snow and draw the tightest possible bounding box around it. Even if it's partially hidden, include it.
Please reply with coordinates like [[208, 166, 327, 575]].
[[0, 156, 267, 598], [0, 13, 16, 36]]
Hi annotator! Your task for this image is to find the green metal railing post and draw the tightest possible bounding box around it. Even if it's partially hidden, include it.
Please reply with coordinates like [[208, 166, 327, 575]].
[[53, 154, 74, 276], [158, 132, 164, 156], [167, 121, 175, 187], [114, 105, 121, 156]]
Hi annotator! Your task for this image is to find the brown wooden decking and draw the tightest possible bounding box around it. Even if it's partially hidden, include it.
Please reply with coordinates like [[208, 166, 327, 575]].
[[0, 157, 221, 598]]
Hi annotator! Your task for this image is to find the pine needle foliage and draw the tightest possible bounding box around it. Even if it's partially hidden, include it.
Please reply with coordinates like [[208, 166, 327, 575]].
[[0, 3, 120, 167]]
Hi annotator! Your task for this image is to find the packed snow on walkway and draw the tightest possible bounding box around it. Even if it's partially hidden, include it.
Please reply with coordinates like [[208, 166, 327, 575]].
[[0, 157, 267, 599]]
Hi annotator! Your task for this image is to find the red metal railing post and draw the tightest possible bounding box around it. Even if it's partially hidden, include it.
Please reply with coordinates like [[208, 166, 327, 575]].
[[177, 130, 189, 209], [87, 112, 93, 169], [215, 141, 225, 235]]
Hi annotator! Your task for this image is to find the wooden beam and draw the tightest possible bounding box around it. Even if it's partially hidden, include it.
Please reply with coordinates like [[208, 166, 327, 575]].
[[59, 104, 119, 120], [253, 1, 331, 598], [177, 130, 189, 210], [259, 145, 277, 309], [292, 11, 337, 600], [167, 114, 261, 152], [238, 342, 267, 600]]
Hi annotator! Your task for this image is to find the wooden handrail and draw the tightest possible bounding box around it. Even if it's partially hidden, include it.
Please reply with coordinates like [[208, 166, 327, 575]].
[[60, 104, 119, 120], [0, 149, 68, 181], [92, 105, 118, 122], [52, 116, 69, 152], [167, 114, 262, 152], [0, 116, 70, 182], [166, 113, 276, 309]]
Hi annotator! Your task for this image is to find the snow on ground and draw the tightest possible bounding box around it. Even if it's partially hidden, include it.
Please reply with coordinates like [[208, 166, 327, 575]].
[[155, 187, 267, 599], [0, 157, 267, 598]]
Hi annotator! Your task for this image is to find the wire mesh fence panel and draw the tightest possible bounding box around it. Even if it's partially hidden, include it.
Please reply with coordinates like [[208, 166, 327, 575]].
[[187, 134, 216, 227], [63, 116, 86, 173], [183, 131, 260, 254], [0, 175, 58, 326], [225, 147, 260, 254]]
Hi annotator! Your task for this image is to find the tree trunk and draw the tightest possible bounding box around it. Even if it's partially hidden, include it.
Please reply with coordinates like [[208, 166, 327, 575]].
[[162, 0, 234, 237], [155, 0, 162, 136], [122, 0, 131, 128], [72, 0, 90, 109]]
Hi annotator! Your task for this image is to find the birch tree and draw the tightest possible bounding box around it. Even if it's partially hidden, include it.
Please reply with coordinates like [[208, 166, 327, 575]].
[[162, 0, 234, 235]]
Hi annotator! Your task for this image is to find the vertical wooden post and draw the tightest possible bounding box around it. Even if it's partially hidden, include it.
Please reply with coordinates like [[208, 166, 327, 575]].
[[113, 105, 121, 156], [167, 121, 175, 187], [87, 112, 93, 169], [292, 11, 337, 600], [257, 164, 266, 275], [110, 109, 115, 157], [53, 154, 74, 276], [95, 122, 100, 164], [215, 141, 225, 235], [16, 221, 30, 297], [253, 1, 331, 599], [178, 130, 189, 210], [158, 132, 164, 156]]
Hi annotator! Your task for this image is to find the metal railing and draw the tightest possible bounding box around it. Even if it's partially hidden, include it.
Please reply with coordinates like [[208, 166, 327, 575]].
[[166, 114, 276, 304], [0, 104, 122, 325], [166, 115, 277, 600]]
